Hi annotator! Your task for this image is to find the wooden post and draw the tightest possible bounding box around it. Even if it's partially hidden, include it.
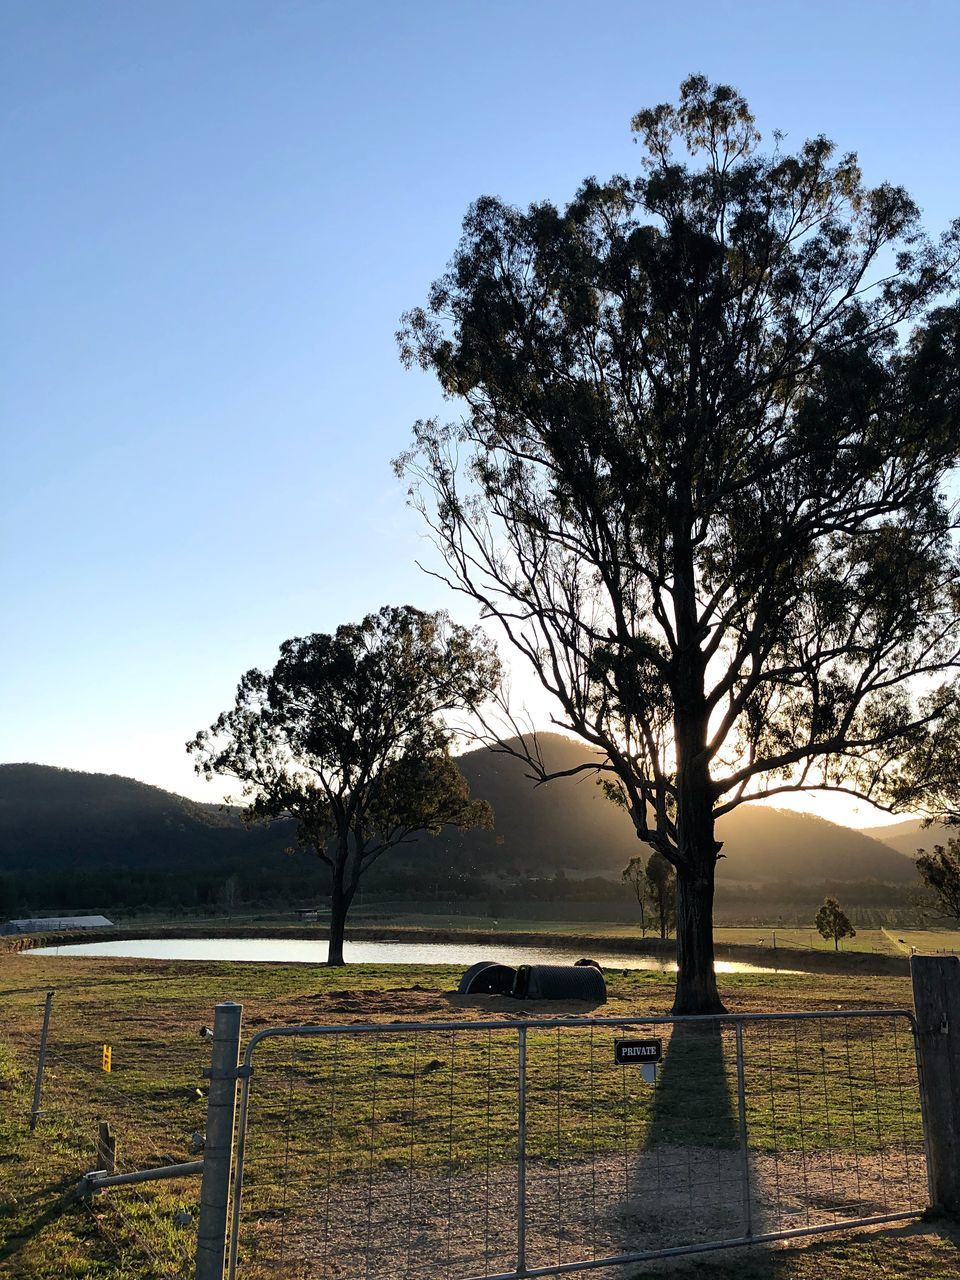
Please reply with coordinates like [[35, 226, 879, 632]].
[[29, 990, 54, 1131], [911, 954, 960, 1214], [96, 1121, 117, 1175]]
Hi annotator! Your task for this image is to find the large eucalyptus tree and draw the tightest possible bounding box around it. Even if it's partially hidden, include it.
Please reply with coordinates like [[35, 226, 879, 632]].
[[397, 76, 960, 1012]]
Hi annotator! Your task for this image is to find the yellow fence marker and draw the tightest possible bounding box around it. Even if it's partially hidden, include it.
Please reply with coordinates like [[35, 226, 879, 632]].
[[101, 1044, 112, 1073]]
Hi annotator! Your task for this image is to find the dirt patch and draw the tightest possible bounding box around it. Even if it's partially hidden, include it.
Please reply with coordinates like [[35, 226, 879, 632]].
[[235, 1143, 926, 1280]]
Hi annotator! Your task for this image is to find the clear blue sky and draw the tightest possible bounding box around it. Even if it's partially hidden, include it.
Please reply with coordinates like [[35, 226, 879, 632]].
[[2, 1, 958, 816]]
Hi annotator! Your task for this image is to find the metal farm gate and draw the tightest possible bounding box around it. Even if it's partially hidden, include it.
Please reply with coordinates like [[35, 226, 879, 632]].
[[215, 1009, 930, 1280]]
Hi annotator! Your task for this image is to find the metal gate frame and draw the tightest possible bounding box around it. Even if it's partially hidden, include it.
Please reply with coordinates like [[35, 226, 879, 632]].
[[223, 1007, 931, 1280]]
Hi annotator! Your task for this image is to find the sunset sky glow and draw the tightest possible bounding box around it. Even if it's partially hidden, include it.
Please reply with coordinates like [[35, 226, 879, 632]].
[[2, 1, 959, 823]]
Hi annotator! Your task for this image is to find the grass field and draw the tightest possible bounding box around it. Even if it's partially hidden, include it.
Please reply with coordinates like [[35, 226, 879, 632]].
[[885, 930, 960, 955], [322, 916, 955, 957], [359, 919, 916, 956], [1, 948, 958, 1279], [81, 911, 960, 959]]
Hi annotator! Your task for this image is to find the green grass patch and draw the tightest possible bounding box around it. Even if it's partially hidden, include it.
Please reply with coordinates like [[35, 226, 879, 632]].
[[713, 927, 903, 955], [887, 929, 960, 955]]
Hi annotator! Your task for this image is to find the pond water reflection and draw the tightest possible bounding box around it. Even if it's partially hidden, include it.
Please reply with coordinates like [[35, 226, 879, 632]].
[[32, 936, 800, 975]]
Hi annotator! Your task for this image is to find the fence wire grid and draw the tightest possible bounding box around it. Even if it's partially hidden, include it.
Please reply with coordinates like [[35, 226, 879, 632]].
[[15, 986, 208, 1278], [229, 1011, 929, 1280]]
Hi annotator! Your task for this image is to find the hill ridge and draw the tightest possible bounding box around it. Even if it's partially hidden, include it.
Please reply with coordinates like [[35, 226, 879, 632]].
[[0, 741, 915, 888]]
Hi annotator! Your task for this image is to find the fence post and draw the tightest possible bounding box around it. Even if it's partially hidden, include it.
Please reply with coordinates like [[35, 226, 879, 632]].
[[29, 990, 53, 1131], [911, 955, 960, 1214], [196, 1001, 243, 1280], [96, 1121, 117, 1175], [734, 1021, 752, 1237], [517, 1026, 527, 1275]]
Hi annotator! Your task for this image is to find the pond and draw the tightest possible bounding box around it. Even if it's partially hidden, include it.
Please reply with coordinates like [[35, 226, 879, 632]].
[[31, 936, 800, 975]]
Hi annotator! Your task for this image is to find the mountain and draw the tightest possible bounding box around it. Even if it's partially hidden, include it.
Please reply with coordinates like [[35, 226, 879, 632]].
[[714, 805, 915, 884], [435, 735, 917, 884], [0, 763, 307, 917], [861, 818, 951, 859], [0, 742, 916, 915], [0, 763, 286, 870]]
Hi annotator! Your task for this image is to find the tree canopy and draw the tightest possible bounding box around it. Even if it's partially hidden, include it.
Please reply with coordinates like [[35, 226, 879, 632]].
[[188, 605, 500, 962], [397, 74, 960, 1012], [916, 839, 960, 921], [815, 897, 857, 950]]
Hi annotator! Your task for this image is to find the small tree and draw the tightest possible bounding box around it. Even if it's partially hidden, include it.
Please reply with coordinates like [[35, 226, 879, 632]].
[[188, 606, 500, 964], [645, 851, 677, 941], [622, 851, 676, 939], [916, 839, 960, 921], [815, 897, 857, 951], [621, 856, 649, 936]]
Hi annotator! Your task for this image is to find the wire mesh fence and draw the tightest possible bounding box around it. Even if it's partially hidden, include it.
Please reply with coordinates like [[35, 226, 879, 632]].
[[16, 986, 208, 1278], [2, 985, 931, 1280], [229, 1011, 928, 1280]]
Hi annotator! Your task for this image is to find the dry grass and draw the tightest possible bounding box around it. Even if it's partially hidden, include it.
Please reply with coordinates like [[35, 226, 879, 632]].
[[887, 929, 960, 955]]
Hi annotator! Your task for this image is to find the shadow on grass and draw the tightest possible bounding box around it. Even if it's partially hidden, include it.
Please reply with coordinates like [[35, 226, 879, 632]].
[[441, 990, 608, 1015], [646, 1020, 740, 1151], [590, 1021, 748, 1259], [0, 1172, 78, 1264], [610, 1026, 948, 1278]]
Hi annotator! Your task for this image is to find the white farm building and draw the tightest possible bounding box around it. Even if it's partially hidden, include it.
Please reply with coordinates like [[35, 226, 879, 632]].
[[0, 915, 115, 935]]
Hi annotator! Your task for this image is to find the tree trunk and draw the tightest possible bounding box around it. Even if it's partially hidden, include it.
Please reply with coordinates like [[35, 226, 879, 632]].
[[672, 859, 724, 1014], [670, 498, 725, 1015], [327, 894, 347, 965], [671, 718, 725, 1015], [327, 846, 355, 966]]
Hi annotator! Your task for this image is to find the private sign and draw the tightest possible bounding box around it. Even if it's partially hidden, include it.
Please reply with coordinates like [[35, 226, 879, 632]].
[[614, 1038, 662, 1066]]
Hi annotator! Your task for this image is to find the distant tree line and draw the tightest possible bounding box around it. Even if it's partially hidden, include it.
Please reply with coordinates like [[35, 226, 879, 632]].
[[2, 853, 934, 929]]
